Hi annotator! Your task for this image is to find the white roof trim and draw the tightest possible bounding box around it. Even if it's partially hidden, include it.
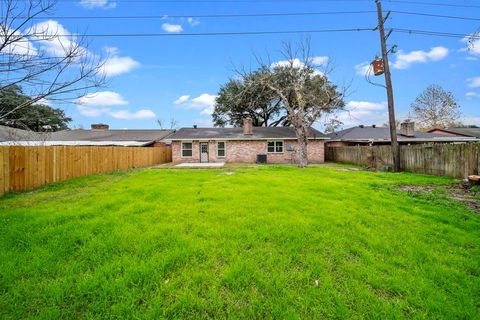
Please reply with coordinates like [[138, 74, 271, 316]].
[[0, 140, 154, 147], [166, 137, 329, 142]]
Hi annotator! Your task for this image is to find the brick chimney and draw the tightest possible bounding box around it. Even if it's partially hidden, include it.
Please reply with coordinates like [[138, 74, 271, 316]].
[[91, 123, 109, 130], [243, 117, 253, 135], [400, 120, 415, 137]]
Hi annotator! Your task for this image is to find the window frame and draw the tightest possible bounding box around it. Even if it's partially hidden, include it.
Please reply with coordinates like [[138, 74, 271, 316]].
[[181, 142, 193, 157], [217, 141, 226, 158], [267, 140, 284, 153]]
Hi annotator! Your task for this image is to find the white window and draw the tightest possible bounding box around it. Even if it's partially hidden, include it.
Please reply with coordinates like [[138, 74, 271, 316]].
[[217, 141, 226, 158], [267, 141, 283, 153], [182, 142, 193, 157]]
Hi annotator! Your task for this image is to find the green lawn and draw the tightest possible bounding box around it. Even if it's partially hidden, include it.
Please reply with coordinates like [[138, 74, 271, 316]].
[[1, 166, 479, 319]]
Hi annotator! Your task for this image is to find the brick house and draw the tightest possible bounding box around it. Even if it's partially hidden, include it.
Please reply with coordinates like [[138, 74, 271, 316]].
[[167, 118, 328, 164]]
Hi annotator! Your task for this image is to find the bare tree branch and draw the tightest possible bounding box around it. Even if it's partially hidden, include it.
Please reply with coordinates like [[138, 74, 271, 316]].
[[0, 0, 106, 122]]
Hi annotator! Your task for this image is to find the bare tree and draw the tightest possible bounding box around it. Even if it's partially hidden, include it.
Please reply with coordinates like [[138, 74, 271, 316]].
[[157, 118, 179, 130], [239, 40, 344, 168], [0, 0, 106, 122], [410, 84, 461, 130]]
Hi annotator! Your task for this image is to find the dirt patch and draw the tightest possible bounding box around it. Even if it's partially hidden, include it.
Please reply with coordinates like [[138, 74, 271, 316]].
[[398, 185, 435, 193], [399, 183, 480, 213]]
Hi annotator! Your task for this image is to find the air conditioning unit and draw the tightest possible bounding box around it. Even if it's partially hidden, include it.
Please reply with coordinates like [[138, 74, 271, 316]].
[[256, 154, 267, 164]]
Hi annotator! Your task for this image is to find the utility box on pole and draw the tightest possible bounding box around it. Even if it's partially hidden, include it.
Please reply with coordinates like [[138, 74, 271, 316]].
[[375, 0, 401, 172]]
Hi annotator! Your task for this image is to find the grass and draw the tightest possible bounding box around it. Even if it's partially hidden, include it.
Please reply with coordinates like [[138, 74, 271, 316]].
[[0, 165, 479, 319]]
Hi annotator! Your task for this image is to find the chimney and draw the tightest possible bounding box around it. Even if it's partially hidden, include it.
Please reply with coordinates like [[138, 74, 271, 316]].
[[91, 123, 109, 130], [243, 117, 253, 135], [400, 120, 415, 137]]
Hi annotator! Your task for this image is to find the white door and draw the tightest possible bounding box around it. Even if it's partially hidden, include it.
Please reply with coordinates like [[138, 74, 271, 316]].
[[200, 142, 209, 163]]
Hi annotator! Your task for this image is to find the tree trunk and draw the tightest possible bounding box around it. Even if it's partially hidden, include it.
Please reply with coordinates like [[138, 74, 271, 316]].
[[296, 127, 309, 168]]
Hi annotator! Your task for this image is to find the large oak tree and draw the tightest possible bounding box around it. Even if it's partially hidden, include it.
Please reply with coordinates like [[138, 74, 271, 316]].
[[227, 41, 344, 168], [0, 85, 71, 131]]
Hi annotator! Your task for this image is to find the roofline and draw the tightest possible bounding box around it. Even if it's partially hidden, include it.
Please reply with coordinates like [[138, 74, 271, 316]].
[[166, 137, 330, 142], [427, 128, 476, 137], [0, 140, 155, 146], [328, 137, 480, 143]]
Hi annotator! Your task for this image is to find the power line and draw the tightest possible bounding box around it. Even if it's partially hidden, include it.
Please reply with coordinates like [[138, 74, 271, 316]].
[[393, 10, 480, 21], [385, 0, 480, 9], [24, 10, 480, 21], [393, 28, 480, 39], [23, 28, 480, 40], [26, 10, 377, 20], [26, 28, 376, 39], [16, 0, 480, 7]]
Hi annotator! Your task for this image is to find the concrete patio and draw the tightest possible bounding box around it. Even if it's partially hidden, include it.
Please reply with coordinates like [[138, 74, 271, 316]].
[[175, 162, 226, 168]]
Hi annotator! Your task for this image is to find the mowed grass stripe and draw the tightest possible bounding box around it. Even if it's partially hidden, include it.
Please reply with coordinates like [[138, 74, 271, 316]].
[[0, 166, 479, 319]]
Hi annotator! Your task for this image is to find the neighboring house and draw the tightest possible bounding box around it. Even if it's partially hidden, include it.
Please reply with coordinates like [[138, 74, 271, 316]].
[[0, 124, 174, 147], [428, 127, 480, 138], [0, 125, 45, 142], [167, 118, 328, 164], [328, 121, 479, 146]]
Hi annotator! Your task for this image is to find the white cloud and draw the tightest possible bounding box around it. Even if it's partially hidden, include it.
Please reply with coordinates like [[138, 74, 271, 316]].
[[310, 56, 329, 67], [271, 58, 326, 76], [174, 95, 190, 105], [100, 47, 140, 77], [346, 101, 386, 111], [271, 58, 305, 69], [76, 91, 155, 120], [466, 91, 479, 98], [187, 18, 200, 26], [77, 105, 110, 117], [80, 0, 117, 9], [174, 93, 217, 115], [36, 98, 52, 106], [162, 23, 183, 33], [392, 46, 449, 70], [467, 77, 480, 88], [336, 100, 388, 127], [27, 20, 91, 58], [0, 27, 37, 56], [76, 91, 128, 107], [109, 109, 156, 120], [355, 61, 371, 76]]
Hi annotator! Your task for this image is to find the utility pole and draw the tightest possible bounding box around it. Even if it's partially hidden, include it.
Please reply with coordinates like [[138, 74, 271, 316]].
[[375, 0, 400, 172]]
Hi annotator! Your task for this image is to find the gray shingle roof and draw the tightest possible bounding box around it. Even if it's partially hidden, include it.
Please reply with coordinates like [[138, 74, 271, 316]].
[[0, 126, 174, 146], [48, 129, 174, 142], [430, 127, 480, 138], [329, 126, 478, 142], [167, 127, 327, 140], [0, 125, 45, 142]]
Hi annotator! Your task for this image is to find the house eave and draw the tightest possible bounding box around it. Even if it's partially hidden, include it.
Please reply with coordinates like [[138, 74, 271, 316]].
[[167, 137, 330, 142]]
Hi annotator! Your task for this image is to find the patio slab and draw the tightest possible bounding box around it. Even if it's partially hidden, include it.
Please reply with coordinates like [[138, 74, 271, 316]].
[[175, 162, 225, 168]]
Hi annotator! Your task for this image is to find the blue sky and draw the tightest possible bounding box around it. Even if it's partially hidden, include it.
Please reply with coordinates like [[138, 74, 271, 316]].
[[32, 0, 480, 130]]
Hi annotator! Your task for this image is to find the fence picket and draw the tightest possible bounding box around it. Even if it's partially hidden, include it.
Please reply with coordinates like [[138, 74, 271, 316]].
[[326, 143, 479, 179], [0, 145, 172, 196]]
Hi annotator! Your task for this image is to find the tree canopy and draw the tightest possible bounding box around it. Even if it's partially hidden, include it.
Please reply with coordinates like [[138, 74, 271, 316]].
[[0, 85, 72, 131], [213, 70, 289, 127]]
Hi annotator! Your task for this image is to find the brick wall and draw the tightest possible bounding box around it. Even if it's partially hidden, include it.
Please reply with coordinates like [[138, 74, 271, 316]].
[[172, 139, 325, 164]]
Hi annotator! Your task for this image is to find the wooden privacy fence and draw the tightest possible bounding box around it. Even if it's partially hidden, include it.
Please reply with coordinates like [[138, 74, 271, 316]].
[[0, 145, 172, 196], [326, 143, 480, 179]]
